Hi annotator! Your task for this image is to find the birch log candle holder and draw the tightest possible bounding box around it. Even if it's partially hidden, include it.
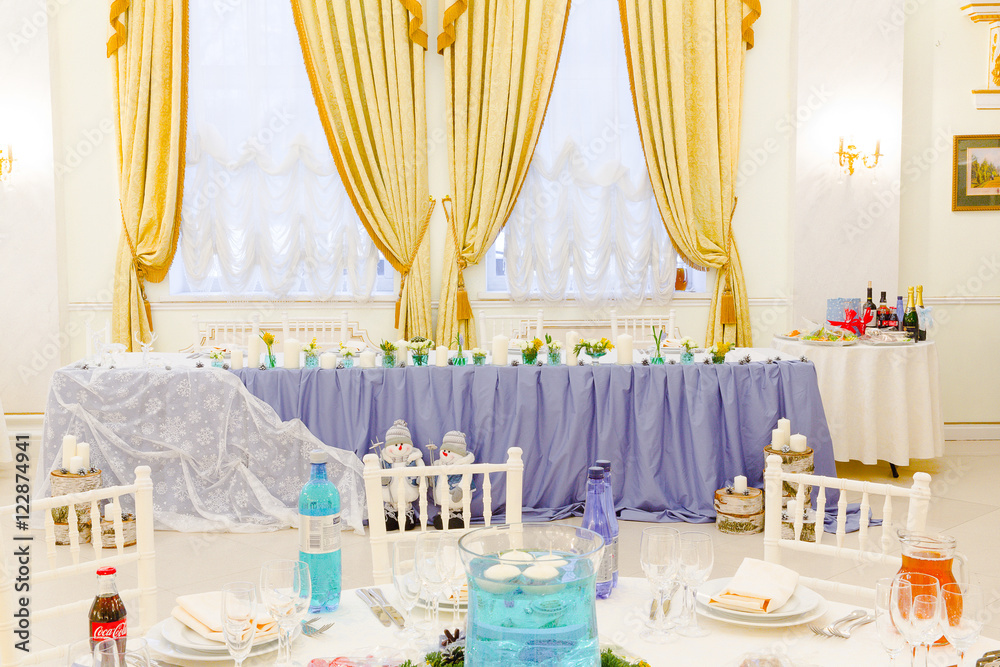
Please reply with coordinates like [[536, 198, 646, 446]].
[[762, 445, 814, 505], [714, 487, 764, 535], [50, 468, 102, 524]]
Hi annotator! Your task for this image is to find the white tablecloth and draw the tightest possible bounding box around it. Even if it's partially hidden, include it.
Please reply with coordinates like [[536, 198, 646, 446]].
[[772, 339, 945, 465], [146, 578, 999, 666]]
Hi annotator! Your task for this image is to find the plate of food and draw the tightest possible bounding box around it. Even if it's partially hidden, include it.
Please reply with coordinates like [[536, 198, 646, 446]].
[[799, 328, 858, 346], [861, 330, 914, 346], [773, 329, 802, 341]]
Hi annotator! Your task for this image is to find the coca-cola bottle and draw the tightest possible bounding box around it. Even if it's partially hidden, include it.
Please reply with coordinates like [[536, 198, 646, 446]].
[[89, 567, 127, 650]]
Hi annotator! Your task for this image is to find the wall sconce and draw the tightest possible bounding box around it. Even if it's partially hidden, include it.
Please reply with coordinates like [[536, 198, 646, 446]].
[[836, 137, 881, 175], [0, 144, 13, 182]]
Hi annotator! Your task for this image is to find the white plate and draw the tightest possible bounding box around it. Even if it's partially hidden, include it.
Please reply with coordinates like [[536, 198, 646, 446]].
[[695, 598, 828, 629], [160, 617, 278, 654], [862, 339, 914, 346], [695, 578, 823, 620], [799, 339, 857, 347], [146, 619, 280, 663], [773, 334, 801, 341]]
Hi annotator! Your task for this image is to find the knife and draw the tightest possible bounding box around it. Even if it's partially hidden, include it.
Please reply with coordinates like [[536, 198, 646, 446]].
[[356, 589, 392, 627], [368, 587, 406, 628]]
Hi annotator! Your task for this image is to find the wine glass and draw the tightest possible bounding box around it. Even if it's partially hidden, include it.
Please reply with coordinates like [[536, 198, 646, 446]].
[[675, 532, 713, 637], [261, 560, 311, 667], [941, 582, 985, 667], [891, 573, 939, 667], [415, 534, 451, 631], [912, 594, 941, 665], [639, 526, 679, 643], [93, 638, 150, 666], [438, 536, 466, 624], [875, 578, 907, 665], [222, 582, 257, 667], [392, 540, 427, 639]]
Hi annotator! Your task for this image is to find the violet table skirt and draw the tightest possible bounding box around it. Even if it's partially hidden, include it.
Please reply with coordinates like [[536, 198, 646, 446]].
[[234, 360, 835, 523]]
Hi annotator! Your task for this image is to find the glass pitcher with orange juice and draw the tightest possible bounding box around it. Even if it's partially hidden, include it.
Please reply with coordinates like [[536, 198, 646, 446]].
[[897, 530, 968, 646]]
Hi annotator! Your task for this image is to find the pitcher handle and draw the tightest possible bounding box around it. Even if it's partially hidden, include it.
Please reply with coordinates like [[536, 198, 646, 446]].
[[953, 552, 969, 586]]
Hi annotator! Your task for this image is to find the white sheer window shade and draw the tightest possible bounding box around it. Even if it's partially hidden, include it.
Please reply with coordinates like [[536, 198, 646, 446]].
[[170, 0, 393, 300]]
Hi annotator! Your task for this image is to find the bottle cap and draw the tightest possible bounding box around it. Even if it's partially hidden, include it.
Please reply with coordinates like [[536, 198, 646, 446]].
[[310, 450, 328, 464], [588, 466, 604, 480], [596, 459, 611, 472], [96, 567, 116, 576]]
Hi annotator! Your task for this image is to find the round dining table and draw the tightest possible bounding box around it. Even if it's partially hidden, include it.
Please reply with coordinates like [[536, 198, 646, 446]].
[[143, 578, 1000, 666]]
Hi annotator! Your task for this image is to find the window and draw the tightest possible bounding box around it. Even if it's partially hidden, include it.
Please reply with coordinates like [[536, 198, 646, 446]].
[[484, 0, 704, 307], [171, 0, 394, 300]]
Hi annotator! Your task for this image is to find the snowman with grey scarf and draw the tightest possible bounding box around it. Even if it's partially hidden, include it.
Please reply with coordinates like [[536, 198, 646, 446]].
[[379, 419, 424, 531], [431, 430, 476, 530]]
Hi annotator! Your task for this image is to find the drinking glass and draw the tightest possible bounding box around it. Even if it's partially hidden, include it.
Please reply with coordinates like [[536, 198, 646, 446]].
[[912, 594, 941, 666], [439, 536, 466, 624], [941, 582, 985, 667], [639, 526, 680, 643], [392, 540, 428, 639], [261, 559, 311, 667], [891, 572, 939, 667], [675, 532, 713, 637], [67, 639, 98, 666], [415, 534, 451, 631], [93, 638, 150, 666], [875, 578, 907, 665], [222, 582, 257, 667]]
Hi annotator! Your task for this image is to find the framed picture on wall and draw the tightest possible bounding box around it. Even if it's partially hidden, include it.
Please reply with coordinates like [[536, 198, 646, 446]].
[[953, 134, 1000, 211]]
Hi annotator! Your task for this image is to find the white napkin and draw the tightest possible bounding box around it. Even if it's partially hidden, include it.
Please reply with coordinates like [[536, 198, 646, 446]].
[[709, 558, 799, 614], [171, 592, 279, 644]]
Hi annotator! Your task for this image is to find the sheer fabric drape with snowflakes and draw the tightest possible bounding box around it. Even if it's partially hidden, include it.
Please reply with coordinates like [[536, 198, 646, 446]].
[[175, 1, 385, 299], [498, 0, 677, 310]]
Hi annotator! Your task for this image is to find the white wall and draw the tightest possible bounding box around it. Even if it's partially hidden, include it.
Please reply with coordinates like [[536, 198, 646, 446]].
[[10, 0, 998, 426]]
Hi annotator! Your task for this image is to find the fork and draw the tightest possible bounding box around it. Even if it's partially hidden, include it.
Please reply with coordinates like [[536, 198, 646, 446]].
[[809, 609, 867, 637], [828, 614, 874, 638], [301, 618, 335, 637]]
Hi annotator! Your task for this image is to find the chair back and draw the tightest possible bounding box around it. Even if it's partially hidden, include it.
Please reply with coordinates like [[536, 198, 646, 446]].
[[363, 447, 524, 585], [0, 466, 156, 665], [186, 312, 376, 352], [477, 308, 678, 349], [763, 454, 932, 602]]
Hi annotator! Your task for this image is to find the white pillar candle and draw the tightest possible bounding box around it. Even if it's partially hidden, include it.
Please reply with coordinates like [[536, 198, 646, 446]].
[[70, 455, 84, 473], [230, 350, 243, 370], [394, 339, 409, 365], [786, 499, 799, 521], [108, 501, 121, 522], [76, 442, 90, 469], [61, 435, 77, 470], [436, 345, 449, 367], [319, 351, 338, 369], [492, 335, 508, 366], [610, 309, 618, 341], [616, 334, 633, 364], [247, 331, 260, 367], [566, 330, 579, 365], [340, 311, 349, 345], [790, 434, 808, 453], [771, 428, 785, 449], [284, 338, 300, 369], [778, 418, 791, 443], [535, 309, 544, 340], [359, 350, 376, 368], [733, 475, 747, 494]]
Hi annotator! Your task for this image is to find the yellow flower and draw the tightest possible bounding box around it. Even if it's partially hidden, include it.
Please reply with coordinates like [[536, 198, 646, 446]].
[[532, 338, 544, 350], [260, 332, 276, 347]]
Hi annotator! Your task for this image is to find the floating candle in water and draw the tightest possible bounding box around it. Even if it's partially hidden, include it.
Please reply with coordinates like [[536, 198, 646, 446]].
[[484, 563, 522, 581], [499, 550, 534, 563], [523, 564, 560, 582], [534, 553, 569, 568]]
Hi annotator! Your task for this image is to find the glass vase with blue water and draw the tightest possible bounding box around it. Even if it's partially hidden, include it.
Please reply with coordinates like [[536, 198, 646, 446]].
[[680, 351, 694, 364], [458, 523, 604, 667], [304, 353, 319, 368]]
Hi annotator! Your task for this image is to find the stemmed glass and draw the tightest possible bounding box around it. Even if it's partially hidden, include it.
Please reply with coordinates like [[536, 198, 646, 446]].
[[260, 559, 311, 667], [222, 582, 257, 667], [415, 534, 452, 631], [875, 578, 907, 665], [639, 526, 680, 643], [392, 540, 427, 640], [675, 532, 714, 637], [891, 572, 939, 667], [912, 594, 942, 665], [941, 582, 985, 667], [93, 638, 150, 666], [439, 536, 466, 624]]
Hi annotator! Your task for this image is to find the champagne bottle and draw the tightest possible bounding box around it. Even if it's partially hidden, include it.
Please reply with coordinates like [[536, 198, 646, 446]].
[[877, 291, 891, 329], [903, 287, 918, 341], [864, 281, 877, 330], [916, 285, 926, 341]]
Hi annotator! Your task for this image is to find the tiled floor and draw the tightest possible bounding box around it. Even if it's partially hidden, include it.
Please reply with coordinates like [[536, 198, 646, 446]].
[[3, 441, 999, 661]]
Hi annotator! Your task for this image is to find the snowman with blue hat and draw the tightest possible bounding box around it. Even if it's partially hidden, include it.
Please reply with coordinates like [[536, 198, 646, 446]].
[[380, 419, 424, 531], [431, 430, 476, 530]]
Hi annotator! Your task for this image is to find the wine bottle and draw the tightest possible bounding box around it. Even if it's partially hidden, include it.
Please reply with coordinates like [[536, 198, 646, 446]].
[[895, 296, 904, 331], [903, 287, 918, 341], [916, 285, 927, 341], [877, 291, 891, 329], [864, 281, 877, 330]]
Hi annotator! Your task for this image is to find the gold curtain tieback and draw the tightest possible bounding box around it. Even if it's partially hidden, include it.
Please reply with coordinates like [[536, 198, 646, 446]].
[[119, 199, 152, 330], [437, 0, 468, 54], [396, 0, 428, 49], [442, 195, 473, 321], [395, 196, 436, 329], [106, 0, 130, 58]]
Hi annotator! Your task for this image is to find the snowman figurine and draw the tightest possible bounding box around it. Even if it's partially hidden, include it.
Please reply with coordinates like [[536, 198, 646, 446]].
[[431, 430, 476, 530], [380, 419, 425, 531]]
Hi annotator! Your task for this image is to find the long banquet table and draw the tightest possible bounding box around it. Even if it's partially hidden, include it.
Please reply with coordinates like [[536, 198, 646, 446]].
[[234, 351, 837, 523]]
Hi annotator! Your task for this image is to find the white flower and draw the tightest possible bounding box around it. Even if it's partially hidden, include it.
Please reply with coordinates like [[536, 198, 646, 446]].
[[547, 340, 563, 351], [209, 348, 226, 360], [680, 337, 698, 351], [512, 339, 530, 351], [470, 348, 487, 356]]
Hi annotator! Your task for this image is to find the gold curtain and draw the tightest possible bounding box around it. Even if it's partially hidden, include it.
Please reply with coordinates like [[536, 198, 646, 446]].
[[436, 0, 571, 348], [292, 0, 434, 338], [109, 0, 188, 348], [618, 0, 760, 346]]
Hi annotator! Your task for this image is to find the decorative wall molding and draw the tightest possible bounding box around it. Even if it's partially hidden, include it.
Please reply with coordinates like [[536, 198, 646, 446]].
[[923, 296, 1000, 306], [943, 423, 1000, 442]]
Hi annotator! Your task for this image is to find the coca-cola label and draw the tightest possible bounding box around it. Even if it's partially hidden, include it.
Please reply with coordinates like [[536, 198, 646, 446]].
[[91, 619, 127, 642]]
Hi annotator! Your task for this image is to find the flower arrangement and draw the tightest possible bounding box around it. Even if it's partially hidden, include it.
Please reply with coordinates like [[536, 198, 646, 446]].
[[208, 348, 226, 360], [259, 331, 277, 368], [709, 341, 731, 364], [338, 342, 356, 358], [380, 340, 397, 368], [380, 340, 397, 352], [679, 337, 698, 353], [574, 337, 615, 361], [452, 334, 467, 365], [302, 338, 320, 355], [470, 347, 487, 365], [514, 338, 544, 363], [408, 337, 434, 365], [544, 334, 562, 352]]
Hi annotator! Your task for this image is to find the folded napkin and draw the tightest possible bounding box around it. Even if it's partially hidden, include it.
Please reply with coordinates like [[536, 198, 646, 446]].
[[709, 558, 799, 614], [171, 592, 279, 644]]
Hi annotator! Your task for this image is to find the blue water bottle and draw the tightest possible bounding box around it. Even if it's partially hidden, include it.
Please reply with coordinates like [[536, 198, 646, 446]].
[[582, 466, 613, 599], [596, 459, 619, 589], [299, 449, 342, 612]]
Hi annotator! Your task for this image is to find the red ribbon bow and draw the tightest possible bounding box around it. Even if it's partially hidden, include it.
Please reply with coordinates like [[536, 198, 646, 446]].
[[827, 308, 872, 335]]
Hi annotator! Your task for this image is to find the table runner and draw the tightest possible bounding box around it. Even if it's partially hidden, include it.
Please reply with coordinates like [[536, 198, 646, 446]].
[[235, 360, 836, 522]]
